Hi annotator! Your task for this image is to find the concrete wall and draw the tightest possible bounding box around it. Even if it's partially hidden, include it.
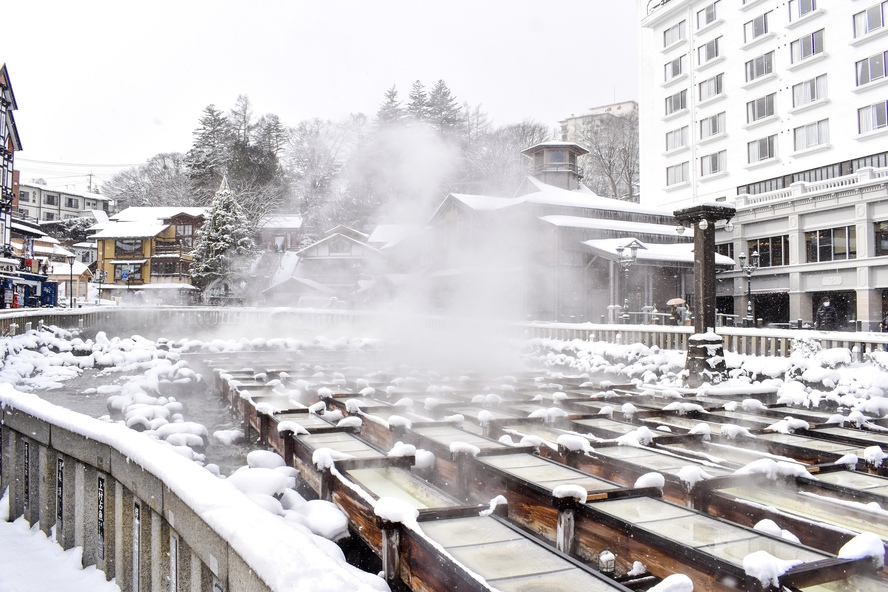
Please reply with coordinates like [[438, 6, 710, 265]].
[[0, 404, 271, 592]]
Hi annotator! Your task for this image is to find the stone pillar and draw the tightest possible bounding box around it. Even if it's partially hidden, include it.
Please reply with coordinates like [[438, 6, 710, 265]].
[[674, 204, 736, 387], [858, 286, 883, 332]]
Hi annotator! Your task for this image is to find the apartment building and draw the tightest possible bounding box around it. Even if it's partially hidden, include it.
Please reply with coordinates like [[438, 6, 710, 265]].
[[18, 182, 112, 222], [639, 0, 888, 328]]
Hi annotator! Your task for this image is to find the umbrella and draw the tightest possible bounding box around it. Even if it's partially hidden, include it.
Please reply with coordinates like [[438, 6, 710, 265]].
[[666, 298, 685, 306]]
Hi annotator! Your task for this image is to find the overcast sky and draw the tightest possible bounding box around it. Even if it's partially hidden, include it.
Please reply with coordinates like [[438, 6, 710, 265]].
[[4, 1, 638, 192]]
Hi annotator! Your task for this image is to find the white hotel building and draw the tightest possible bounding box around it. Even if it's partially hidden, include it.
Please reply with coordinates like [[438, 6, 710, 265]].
[[639, 0, 888, 330]]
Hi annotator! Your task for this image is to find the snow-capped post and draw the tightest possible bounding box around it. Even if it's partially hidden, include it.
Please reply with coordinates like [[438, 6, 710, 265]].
[[552, 484, 586, 555], [673, 203, 736, 388]]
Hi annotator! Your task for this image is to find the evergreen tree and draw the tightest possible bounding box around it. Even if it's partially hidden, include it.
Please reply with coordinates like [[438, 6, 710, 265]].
[[254, 114, 288, 156], [189, 177, 259, 291], [407, 80, 428, 122], [185, 105, 234, 203], [375, 85, 404, 126], [427, 80, 464, 137]]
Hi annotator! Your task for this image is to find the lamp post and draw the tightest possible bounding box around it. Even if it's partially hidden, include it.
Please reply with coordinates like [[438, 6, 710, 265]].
[[615, 240, 644, 324], [737, 250, 760, 328], [65, 254, 75, 309], [97, 270, 107, 304]]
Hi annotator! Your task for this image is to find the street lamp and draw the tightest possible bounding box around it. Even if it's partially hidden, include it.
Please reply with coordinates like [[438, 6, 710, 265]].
[[96, 269, 107, 304], [65, 254, 76, 309], [615, 240, 645, 324], [737, 250, 760, 327]]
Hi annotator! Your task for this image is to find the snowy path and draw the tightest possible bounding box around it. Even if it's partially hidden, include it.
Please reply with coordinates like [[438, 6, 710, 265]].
[[0, 490, 120, 592]]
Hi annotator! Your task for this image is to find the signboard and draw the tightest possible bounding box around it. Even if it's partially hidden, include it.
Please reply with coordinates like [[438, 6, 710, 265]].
[[56, 457, 64, 529], [97, 476, 105, 560], [133, 502, 140, 591]]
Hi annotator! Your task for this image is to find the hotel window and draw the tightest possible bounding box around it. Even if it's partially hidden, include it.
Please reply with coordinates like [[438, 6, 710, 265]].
[[664, 20, 686, 47], [697, 1, 720, 29], [700, 112, 726, 138], [749, 236, 790, 267], [176, 223, 195, 248], [700, 150, 726, 176], [859, 101, 888, 133], [43, 212, 57, 221], [666, 161, 689, 186], [665, 89, 687, 115], [44, 194, 59, 206], [715, 243, 734, 260], [854, 2, 887, 38], [789, 0, 815, 21], [793, 119, 829, 150], [745, 51, 774, 81], [665, 126, 689, 151], [875, 221, 888, 256], [805, 226, 857, 262], [744, 12, 771, 43], [747, 93, 775, 123], [699, 73, 724, 101], [856, 51, 887, 86], [65, 197, 79, 209], [748, 135, 776, 163], [697, 37, 721, 65], [664, 54, 688, 82], [792, 74, 827, 106], [114, 263, 142, 280], [790, 29, 823, 64], [19, 190, 29, 203]]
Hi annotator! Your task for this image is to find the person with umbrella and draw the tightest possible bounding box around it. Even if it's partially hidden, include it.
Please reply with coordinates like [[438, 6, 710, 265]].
[[667, 298, 685, 325]]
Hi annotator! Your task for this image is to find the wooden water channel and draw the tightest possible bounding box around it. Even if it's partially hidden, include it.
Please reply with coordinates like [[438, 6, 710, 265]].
[[196, 351, 888, 592]]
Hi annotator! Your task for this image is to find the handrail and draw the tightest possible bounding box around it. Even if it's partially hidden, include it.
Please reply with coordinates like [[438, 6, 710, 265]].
[[0, 306, 883, 358]]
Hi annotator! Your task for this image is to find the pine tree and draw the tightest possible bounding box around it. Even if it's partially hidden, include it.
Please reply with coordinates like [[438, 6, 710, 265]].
[[375, 85, 404, 126], [189, 177, 259, 291], [427, 79, 464, 137], [185, 105, 234, 203], [407, 80, 428, 122]]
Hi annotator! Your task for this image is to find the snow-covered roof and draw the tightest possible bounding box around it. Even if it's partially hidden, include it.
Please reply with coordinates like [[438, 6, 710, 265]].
[[367, 224, 423, 249], [72, 241, 97, 249], [583, 238, 735, 267], [90, 222, 170, 239], [110, 207, 207, 222], [259, 215, 303, 229], [20, 182, 111, 202], [294, 233, 383, 257], [539, 215, 683, 237], [520, 177, 670, 217], [48, 260, 91, 276]]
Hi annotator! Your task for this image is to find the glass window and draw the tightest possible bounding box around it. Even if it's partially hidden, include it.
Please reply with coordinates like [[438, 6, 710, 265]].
[[805, 227, 857, 262], [792, 74, 827, 106], [700, 150, 726, 176], [698, 37, 721, 64], [746, 94, 775, 123], [744, 12, 771, 42], [699, 73, 724, 101], [114, 263, 142, 280], [794, 119, 829, 150], [665, 54, 688, 81], [700, 112, 726, 138], [789, 0, 815, 20], [856, 52, 887, 86], [44, 194, 59, 206], [548, 150, 566, 163], [667, 162, 689, 186], [697, 1, 720, 29], [114, 240, 142, 256], [745, 51, 774, 82], [859, 101, 888, 134], [748, 135, 776, 163], [666, 126, 689, 151], [665, 90, 687, 115], [791, 29, 824, 63], [19, 190, 29, 203], [748, 236, 789, 267], [854, 2, 887, 37], [875, 221, 888, 256], [65, 197, 79, 209], [664, 20, 686, 46]]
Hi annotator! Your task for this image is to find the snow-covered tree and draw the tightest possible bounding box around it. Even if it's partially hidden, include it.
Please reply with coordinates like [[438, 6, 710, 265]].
[[189, 177, 258, 291], [103, 152, 193, 209], [375, 85, 404, 127], [407, 80, 429, 122], [427, 79, 464, 137]]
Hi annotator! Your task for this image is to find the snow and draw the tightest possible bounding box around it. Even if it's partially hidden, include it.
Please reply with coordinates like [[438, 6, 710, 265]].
[[678, 465, 712, 489], [552, 484, 587, 501], [373, 497, 419, 526], [734, 458, 812, 480], [742, 550, 802, 588], [556, 433, 594, 453], [634, 472, 666, 490], [647, 574, 693, 592], [837, 532, 886, 567]]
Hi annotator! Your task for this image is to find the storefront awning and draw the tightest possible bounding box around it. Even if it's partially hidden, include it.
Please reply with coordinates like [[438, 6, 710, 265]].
[[109, 259, 148, 265]]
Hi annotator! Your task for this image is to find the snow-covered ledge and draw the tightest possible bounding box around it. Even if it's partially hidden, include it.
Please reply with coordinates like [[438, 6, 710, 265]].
[[0, 386, 381, 592]]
